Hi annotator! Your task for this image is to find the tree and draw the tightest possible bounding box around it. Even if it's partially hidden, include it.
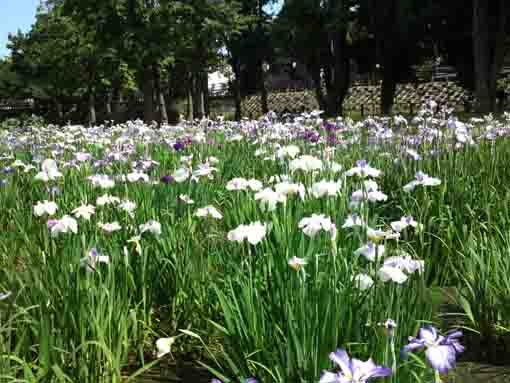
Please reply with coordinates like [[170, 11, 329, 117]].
[[424, 0, 474, 91], [472, 0, 509, 113], [275, 0, 356, 116], [175, 0, 242, 119], [0, 58, 32, 100], [8, 8, 85, 121], [358, 0, 429, 115], [223, 0, 273, 119]]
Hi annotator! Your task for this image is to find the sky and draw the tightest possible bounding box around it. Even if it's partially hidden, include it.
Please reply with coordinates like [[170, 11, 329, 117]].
[[0, 0, 40, 58]]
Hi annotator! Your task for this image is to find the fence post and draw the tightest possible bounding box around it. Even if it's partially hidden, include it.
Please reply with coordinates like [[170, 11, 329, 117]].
[[361, 104, 364, 117], [409, 102, 413, 116]]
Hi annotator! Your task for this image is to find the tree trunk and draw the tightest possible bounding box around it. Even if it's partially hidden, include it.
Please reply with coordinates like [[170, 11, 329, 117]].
[[187, 85, 193, 120], [167, 97, 179, 124], [192, 72, 205, 119], [473, 0, 492, 113], [369, 0, 398, 115], [113, 87, 123, 115], [472, 0, 508, 113], [233, 59, 242, 120], [106, 91, 113, 116], [88, 90, 97, 126], [490, 0, 507, 113], [55, 99, 63, 122], [202, 71, 209, 117], [257, 0, 268, 116], [380, 60, 396, 115], [324, 34, 350, 117], [259, 62, 269, 115], [153, 64, 168, 123], [311, 66, 326, 112], [142, 66, 155, 122]]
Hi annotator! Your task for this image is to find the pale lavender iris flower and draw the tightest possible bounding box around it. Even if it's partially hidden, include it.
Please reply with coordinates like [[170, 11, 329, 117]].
[[401, 326, 464, 374], [320, 349, 391, 383]]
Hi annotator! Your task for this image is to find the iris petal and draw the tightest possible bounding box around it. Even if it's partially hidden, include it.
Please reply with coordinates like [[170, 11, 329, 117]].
[[425, 345, 456, 374]]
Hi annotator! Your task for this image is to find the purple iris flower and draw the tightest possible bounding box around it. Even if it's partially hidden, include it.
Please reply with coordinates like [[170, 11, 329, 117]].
[[401, 326, 464, 374], [160, 175, 174, 184], [210, 378, 258, 383], [47, 219, 58, 229], [324, 122, 337, 132], [2, 166, 14, 174], [415, 171, 426, 182], [320, 349, 391, 383], [301, 130, 321, 143], [356, 160, 367, 168], [173, 141, 186, 151]]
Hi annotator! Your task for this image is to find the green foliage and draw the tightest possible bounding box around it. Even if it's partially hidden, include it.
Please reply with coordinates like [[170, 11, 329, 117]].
[[4, 114, 510, 381]]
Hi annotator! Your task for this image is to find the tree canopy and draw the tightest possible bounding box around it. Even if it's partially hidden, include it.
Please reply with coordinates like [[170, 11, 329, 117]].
[[0, 0, 509, 121]]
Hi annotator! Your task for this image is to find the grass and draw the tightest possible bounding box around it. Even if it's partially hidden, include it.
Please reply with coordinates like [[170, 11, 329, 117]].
[[0, 111, 510, 382]]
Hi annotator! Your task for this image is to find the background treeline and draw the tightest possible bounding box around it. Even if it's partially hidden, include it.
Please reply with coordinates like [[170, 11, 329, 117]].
[[0, 0, 508, 123]]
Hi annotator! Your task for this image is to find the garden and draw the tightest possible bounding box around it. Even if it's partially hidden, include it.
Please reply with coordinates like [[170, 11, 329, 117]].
[[2, 103, 510, 382]]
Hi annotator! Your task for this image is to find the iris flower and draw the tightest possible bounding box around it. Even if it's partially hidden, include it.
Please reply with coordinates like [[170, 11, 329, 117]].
[[156, 337, 176, 358], [288, 256, 307, 271], [98, 222, 122, 233], [47, 216, 78, 237], [352, 274, 374, 291], [311, 180, 342, 198], [160, 175, 174, 184], [402, 326, 464, 374], [126, 172, 149, 183], [179, 194, 195, 204], [88, 174, 115, 189], [320, 348, 391, 383], [226, 177, 249, 191], [383, 255, 424, 275], [34, 159, 63, 182], [377, 266, 408, 284], [72, 204, 96, 220], [276, 145, 300, 159], [195, 206, 223, 220], [139, 220, 162, 235], [366, 227, 396, 242], [274, 182, 306, 200], [354, 242, 385, 262], [403, 171, 441, 192], [96, 194, 120, 206], [254, 188, 286, 212], [345, 160, 381, 178], [298, 214, 337, 240], [118, 200, 137, 216], [289, 155, 323, 173], [80, 248, 110, 272], [192, 163, 218, 179], [227, 222, 267, 245], [34, 201, 58, 217], [172, 167, 190, 183], [390, 216, 420, 232], [342, 214, 365, 228]]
